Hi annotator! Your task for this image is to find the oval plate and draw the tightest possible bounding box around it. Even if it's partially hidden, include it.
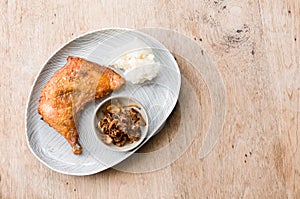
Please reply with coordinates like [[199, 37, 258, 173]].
[[25, 28, 181, 176]]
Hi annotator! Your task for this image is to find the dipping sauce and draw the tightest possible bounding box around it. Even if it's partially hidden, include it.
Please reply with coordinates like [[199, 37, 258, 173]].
[[97, 101, 147, 147]]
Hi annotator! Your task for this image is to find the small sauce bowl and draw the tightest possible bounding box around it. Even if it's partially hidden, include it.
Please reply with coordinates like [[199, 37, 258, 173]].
[[92, 96, 148, 152]]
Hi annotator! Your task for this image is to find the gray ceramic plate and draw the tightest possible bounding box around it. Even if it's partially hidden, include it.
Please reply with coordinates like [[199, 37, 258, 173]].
[[25, 28, 181, 176]]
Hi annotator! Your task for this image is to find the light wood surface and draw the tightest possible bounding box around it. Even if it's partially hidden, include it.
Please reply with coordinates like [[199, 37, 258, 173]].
[[1, 0, 299, 198]]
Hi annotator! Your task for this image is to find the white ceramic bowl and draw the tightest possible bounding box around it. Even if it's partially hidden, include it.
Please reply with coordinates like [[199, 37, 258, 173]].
[[92, 96, 149, 152]]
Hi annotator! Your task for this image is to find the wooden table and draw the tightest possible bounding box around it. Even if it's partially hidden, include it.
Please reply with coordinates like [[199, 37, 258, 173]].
[[1, 0, 299, 198]]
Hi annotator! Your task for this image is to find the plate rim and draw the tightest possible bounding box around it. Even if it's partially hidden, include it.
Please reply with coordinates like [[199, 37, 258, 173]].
[[25, 27, 181, 176]]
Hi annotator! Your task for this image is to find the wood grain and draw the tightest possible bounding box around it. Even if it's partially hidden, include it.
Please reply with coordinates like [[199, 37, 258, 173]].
[[0, 0, 299, 198]]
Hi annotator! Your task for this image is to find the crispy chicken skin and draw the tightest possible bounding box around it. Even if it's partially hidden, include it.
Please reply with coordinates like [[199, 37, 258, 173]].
[[38, 56, 125, 154]]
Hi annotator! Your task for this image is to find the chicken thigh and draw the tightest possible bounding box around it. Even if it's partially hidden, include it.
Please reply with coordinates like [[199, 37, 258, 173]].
[[38, 56, 125, 154]]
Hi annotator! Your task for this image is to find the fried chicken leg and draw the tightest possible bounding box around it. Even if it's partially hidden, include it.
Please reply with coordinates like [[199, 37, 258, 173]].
[[38, 56, 125, 154]]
